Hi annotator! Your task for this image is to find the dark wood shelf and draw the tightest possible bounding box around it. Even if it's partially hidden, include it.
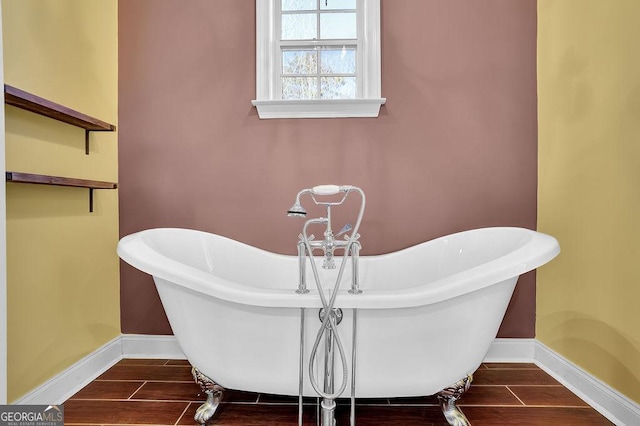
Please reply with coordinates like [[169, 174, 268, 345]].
[[4, 84, 115, 131], [6, 172, 117, 212], [4, 84, 116, 154], [4, 85, 118, 212], [6, 172, 117, 189]]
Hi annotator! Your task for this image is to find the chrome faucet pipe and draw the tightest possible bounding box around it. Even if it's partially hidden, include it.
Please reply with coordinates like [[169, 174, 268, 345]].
[[322, 204, 336, 269], [288, 184, 367, 426], [302, 217, 330, 308], [295, 238, 309, 294], [349, 241, 362, 295], [304, 239, 349, 249], [302, 217, 349, 401]]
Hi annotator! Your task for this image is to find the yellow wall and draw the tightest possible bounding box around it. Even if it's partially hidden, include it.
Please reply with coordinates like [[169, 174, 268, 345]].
[[537, 0, 640, 404], [2, 0, 119, 401]]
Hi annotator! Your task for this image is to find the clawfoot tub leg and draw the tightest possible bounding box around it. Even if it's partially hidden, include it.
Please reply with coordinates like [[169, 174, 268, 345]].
[[192, 367, 225, 425], [436, 374, 473, 426]]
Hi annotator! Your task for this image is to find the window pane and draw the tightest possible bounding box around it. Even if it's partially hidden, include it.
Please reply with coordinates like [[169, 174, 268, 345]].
[[320, 12, 356, 39], [320, 48, 355, 74], [282, 77, 319, 99], [283, 50, 317, 75], [282, 13, 317, 40], [320, 0, 356, 10], [321, 77, 356, 99], [282, 0, 316, 11]]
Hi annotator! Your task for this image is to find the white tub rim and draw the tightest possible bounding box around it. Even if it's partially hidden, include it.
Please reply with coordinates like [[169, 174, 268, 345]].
[[117, 226, 560, 309]]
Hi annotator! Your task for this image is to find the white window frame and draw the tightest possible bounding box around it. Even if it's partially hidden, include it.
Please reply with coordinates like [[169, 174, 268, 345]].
[[252, 0, 385, 119]]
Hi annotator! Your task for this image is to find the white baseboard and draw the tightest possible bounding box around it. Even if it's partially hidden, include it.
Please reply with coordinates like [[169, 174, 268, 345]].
[[481, 338, 639, 425], [483, 337, 536, 362], [534, 341, 640, 426], [120, 334, 185, 359], [12, 335, 639, 426], [13, 336, 123, 405], [12, 335, 185, 405]]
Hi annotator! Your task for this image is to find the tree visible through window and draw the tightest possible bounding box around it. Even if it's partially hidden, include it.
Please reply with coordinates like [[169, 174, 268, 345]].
[[280, 0, 358, 100], [253, 0, 385, 119]]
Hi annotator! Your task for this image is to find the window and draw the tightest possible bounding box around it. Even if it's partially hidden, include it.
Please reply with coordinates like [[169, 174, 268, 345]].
[[252, 0, 385, 119]]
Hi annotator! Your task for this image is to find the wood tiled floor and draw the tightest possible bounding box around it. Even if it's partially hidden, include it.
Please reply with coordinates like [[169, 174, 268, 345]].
[[64, 359, 613, 425]]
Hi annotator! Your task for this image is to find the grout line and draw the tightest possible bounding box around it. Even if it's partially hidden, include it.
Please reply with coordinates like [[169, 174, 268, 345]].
[[521, 404, 598, 409], [233, 393, 260, 404], [226, 401, 295, 405], [115, 364, 190, 367], [507, 384, 565, 387], [175, 401, 192, 426], [96, 379, 195, 384], [68, 397, 201, 403], [458, 406, 469, 420], [68, 360, 612, 423], [68, 396, 594, 409], [506, 385, 527, 406], [128, 381, 147, 400], [377, 403, 439, 407], [482, 365, 539, 369]]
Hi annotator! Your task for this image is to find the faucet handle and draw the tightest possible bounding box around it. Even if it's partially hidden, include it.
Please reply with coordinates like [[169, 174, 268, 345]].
[[335, 223, 352, 238], [322, 258, 336, 269], [312, 185, 340, 196], [298, 233, 314, 241]]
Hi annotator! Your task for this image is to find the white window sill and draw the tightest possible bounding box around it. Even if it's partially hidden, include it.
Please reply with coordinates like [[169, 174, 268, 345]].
[[251, 98, 386, 119]]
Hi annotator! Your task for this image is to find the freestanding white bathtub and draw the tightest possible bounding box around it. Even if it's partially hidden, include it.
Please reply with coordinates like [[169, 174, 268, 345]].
[[117, 226, 559, 425]]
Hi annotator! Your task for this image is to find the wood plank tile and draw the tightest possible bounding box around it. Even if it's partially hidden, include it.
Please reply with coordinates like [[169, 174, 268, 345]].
[[508, 385, 589, 407], [117, 358, 170, 366], [350, 397, 391, 406], [132, 381, 202, 401], [178, 402, 315, 425], [69, 380, 144, 400], [459, 385, 523, 406], [258, 393, 322, 405], [461, 406, 613, 425], [68, 360, 613, 425], [65, 424, 99, 426], [387, 386, 522, 407], [220, 390, 262, 403], [257, 393, 299, 404], [97, 365, 194, 382], [336, 405, 450, 426], [472, 368, 560, 386], [64, 400, 190, 424], [178, 403, 448, 426], [388, 395, 439, 405], [132, 381, 259, 403], [165, 359, 191, 365], [483, 363, 539, 369]]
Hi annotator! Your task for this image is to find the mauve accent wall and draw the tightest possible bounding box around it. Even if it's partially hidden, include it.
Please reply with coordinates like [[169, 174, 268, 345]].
[[118, 0, 538, 336]]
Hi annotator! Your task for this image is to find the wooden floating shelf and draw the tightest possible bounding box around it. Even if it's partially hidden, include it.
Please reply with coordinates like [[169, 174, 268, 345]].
[[4, 84, 116, 154], [6, 172, 117, 189], [6, 172, 117, 212]]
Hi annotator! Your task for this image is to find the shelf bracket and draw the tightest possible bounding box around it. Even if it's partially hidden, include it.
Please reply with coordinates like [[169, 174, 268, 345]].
[[6, 171, 117, 213], [4, 84, 116, 155]]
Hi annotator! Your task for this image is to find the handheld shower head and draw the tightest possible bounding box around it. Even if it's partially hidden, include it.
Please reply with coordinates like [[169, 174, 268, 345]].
[[287, 200, 307, 217], [287, 188, 312, 217]]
